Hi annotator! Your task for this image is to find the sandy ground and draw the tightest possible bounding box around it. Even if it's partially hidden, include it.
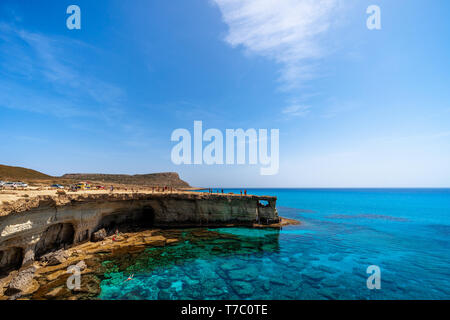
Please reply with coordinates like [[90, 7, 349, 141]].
[[0, 188, 193, 205], [0, 188, 270, 206]]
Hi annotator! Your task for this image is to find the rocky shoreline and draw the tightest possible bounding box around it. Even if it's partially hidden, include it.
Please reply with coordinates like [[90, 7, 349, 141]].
[[0, 228, 174, 300], [0, 217, 298, 300], [0, 190, 281, 273], [0, 189, 299, 299]]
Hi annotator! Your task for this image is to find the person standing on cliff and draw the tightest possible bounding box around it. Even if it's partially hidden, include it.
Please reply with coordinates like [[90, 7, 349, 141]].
[[112, 228, 120, 241]]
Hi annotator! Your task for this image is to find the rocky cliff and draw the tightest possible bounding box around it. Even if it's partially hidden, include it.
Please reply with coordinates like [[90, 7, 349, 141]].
[[0, 192, 279, 274]]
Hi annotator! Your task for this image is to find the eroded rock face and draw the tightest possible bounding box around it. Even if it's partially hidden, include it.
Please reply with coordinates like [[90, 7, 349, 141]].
[[22, 248, 35, 267], [0, 247, 23, 274], [35, 223, 75, 257]]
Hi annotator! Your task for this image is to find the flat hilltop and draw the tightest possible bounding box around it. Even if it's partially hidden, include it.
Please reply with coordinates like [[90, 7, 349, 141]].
[[0, 164, 190, 188], [61, 172, 190, 188]]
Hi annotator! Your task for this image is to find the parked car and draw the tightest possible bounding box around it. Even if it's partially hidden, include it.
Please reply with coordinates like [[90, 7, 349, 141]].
[[51, 184, 64, 189], [96, 185, 105, 190], [0, 181, 5, 186], [14, 182, 28, 188], [3, 182, 16, 188]]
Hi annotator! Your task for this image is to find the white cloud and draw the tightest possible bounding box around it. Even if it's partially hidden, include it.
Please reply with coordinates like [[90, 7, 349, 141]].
[[213, 0, 341, 90], [282, 104, 310, 117]]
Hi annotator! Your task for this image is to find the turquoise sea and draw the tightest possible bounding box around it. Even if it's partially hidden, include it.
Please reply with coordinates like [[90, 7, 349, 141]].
[[99, 189, 450, 300]]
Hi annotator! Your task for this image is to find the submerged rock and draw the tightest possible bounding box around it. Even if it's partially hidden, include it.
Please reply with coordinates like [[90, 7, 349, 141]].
[[158, 290, 172, 300], [227, 267, 258, 281], [328, 253, 346, 262], [269, 277, 286, 286], [312, 264, 340, 274], [219, 261, 241, 272], [157, 279, 172, 289], [302, 270, 325, 282], [230, 280, 254, 297]]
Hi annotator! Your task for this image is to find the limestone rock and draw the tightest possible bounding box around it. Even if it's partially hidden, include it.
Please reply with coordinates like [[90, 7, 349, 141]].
[[40, 249, 68, 266], [230, 281, 254, 297], [22, 248, 35, 267], [6, 266, 36, 295], [45, 286, 64, 298], [91, 229, 107, 242]]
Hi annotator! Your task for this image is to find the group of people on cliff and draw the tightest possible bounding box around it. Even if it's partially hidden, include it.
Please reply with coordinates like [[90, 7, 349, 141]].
[[207, 188, 247, 196]]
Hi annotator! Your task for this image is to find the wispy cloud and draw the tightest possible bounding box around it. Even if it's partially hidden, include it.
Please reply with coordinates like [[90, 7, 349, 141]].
[[282, 104, 310, 117], [0, 79, 95, 118], [0, 23, 155, 150], [0, 23, 125, 119], [212, 0, 341, 91]]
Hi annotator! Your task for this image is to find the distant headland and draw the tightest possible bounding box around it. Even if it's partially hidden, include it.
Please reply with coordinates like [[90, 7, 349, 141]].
[[0, 164, 190, 188]]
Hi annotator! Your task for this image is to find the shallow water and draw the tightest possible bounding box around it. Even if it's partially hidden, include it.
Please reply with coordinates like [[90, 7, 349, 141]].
[[98, 189, 450, 300]]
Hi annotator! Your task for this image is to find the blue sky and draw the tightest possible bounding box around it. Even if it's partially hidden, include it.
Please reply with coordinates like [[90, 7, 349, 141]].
[[0, 0, 449, 187]]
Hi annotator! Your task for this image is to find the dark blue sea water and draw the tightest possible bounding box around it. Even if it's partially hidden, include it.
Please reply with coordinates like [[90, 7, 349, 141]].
[[99, 189, 450, 300]]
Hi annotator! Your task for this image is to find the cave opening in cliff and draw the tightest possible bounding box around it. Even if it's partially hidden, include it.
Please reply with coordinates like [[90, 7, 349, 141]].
[[258, 200, 270, 208], [35, 223, 75, 258], [96, 206, 155, 234], [0, 247, 24, 275]]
